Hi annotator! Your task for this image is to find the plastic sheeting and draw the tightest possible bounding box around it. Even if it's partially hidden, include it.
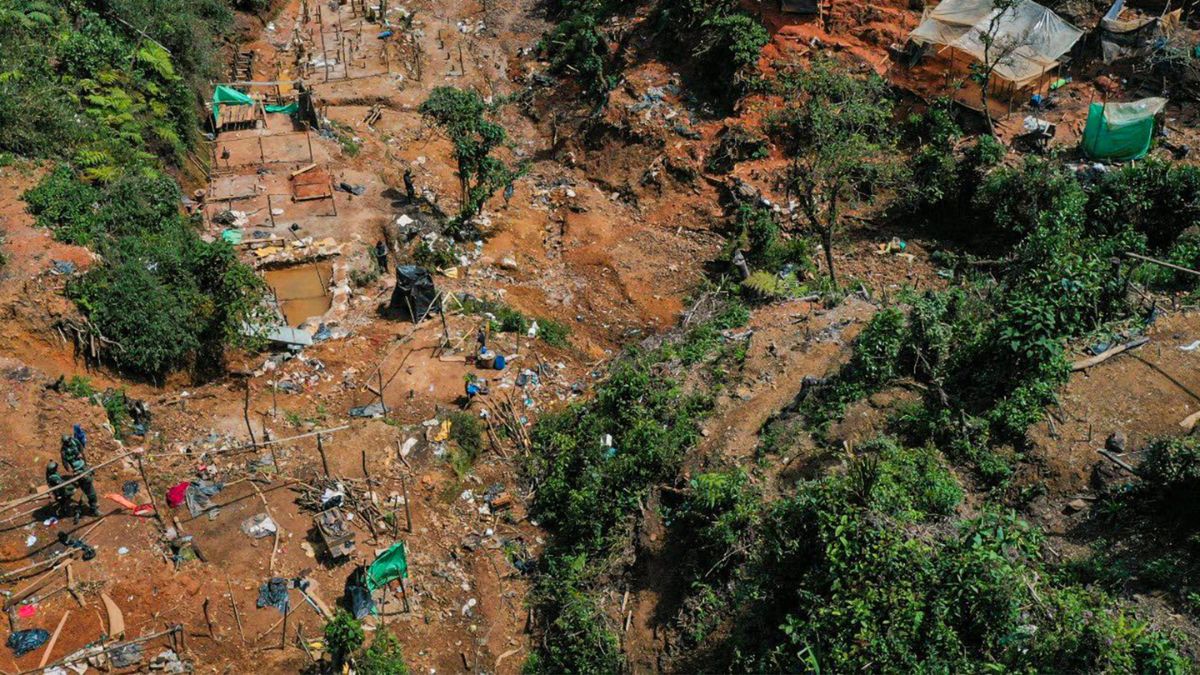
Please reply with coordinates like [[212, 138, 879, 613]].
[[910, 0, 1083, 86], [1081, 97, 1167, 161], [366, 542, 409, 591], [211, 85, 253, 123], [389, 266, 437, 323]]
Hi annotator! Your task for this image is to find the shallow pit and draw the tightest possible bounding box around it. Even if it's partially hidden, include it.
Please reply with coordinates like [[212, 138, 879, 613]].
[[263, 262, 333, 327]]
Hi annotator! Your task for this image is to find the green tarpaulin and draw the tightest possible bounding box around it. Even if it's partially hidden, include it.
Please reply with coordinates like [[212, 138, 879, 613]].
[[1081, 97, 1168, 161], [366, 542, 408, 591], [212, 85, 254, 123], [265, 102, 299, 115]]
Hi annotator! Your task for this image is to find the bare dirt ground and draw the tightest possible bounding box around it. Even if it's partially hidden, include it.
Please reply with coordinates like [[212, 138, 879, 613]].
[[0, 0, 1199, 672]]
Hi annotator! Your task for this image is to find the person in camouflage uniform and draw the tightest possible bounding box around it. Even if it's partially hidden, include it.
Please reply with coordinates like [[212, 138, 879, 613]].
[[59, 434, 98, 517], [44, 460, 75, 518]]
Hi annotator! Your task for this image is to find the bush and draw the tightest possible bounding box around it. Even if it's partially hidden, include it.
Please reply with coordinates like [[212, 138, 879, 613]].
[[324, 610, 364, 668], [359, 628, 409, 675], [713, 465, 1186, 673], [973, 158, 1086, 242]]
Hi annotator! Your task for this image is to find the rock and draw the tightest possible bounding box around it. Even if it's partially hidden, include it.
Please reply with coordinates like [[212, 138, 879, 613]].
[[1066, 498, 1089, 513], [499, 256, 518, 271], [1105, 431, 1127, 454]]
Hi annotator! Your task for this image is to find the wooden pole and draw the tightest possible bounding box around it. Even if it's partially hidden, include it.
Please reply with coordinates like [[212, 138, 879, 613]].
[[227, 578, 246, 644], [1124, 251, 1200, 278], [280, 594, 289, 650], [400, 472, 412, 533], [317, 433, 331, 476], [203, 597, 216, 640], [243, 382, 258, 449], [399, 578, 410, 613], [377, 369, 388, 414], [138, 454, 164, 531]]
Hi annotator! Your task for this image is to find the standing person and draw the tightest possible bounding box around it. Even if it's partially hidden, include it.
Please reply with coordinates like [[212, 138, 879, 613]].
[[60, 434, 98, 517], [403, 168, 416, 202], [374, 240, 389, 274]]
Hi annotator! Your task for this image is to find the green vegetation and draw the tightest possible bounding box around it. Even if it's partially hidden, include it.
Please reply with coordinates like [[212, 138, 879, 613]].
[[323, 610, 365, 669], [538, 0, 767, 108], [0, 0, 232, 169], [770, 59, 904, 291], [649, 439, 1184, 672], [445, 410, 484, 480], [6, 2, 267, 380], [358, 628, 410, 675], [523, 301, 744, 673], [419, 87, 522, 229], [1076, 436, 1200, 619], [658, 0, 768, 106], [63, 374, 97, 398], [457, 295, 572, 349]]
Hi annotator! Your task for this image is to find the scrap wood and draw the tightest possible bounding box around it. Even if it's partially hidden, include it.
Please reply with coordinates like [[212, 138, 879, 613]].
[[101, 592, 125, 640], [1070, 337, 1150, 372], [1097, 448, 1138, 475], [65, 564, 82, 608], [0, 548, 80, 583], [290, 163, 318, 178], [37, 610, 69, 669], [26, 625, 181, 675], [4, 566, 61, 610], [1180, 410, 1200, 432]]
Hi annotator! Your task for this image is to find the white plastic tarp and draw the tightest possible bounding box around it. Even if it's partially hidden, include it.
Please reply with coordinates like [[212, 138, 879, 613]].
[[910, 0, 1084, 86]]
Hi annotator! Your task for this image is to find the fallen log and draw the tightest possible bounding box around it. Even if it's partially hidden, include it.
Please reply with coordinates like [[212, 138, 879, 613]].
[[1070, 337, 1150, 372]]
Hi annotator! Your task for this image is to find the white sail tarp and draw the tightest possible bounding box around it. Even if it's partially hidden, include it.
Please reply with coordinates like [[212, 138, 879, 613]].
[[909, 0, 1084, 86]]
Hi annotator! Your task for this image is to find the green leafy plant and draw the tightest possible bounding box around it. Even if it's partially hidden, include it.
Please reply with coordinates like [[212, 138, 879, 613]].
[[419, 87, 522, 226], [771, 59, 905, 290], [324, 610, 364, 668], [358, 627, 409, 674]]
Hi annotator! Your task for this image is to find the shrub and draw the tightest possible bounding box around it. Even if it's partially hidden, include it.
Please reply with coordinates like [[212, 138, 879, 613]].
[[358, 628, 409, 675], [973, 157, 1086, 242], [324, 610, 364, 668]]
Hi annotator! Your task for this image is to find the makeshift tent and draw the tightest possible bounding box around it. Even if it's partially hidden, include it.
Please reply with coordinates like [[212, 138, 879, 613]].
[[211, 85, 254, 123], [366, 542, 408, 591], [1081, 97, 1167, 162], [389, 265, 437, 322], [909, 0, 1084, 87]]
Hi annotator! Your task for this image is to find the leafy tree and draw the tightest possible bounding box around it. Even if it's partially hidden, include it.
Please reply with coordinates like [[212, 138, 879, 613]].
[[419, 87, 521, 228], [771, 60, 904, 290], [970, 0, 1024, 133]]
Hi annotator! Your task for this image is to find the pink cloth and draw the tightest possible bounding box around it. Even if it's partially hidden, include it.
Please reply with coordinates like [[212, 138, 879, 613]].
[[166, 482, 191, 508]]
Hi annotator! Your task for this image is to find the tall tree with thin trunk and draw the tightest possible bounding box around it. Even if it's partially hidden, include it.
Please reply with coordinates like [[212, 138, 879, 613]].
[[773, 60, 904, 291], [972, 0, 1026, 134]]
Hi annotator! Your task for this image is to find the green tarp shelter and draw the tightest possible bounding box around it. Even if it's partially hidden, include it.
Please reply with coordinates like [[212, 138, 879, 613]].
[[265, 102, 299, 115], [212, 85, 254, 123], [366, 542, 408, 591], [1081, 97, 1168, 161]]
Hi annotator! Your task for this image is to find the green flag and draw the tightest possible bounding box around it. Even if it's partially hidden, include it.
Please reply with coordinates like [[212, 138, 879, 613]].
[[366, 542, 408, 591]]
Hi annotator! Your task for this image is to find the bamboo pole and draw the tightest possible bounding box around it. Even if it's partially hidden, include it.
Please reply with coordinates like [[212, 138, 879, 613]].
[[0, 451, 137, 516]]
